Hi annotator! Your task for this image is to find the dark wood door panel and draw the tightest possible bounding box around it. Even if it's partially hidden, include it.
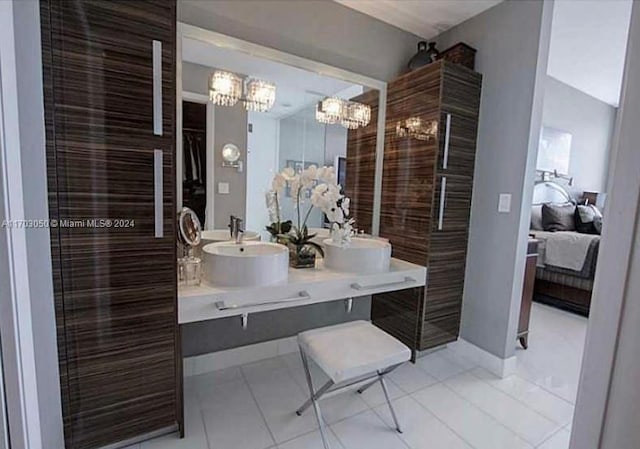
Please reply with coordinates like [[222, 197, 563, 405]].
[[437, 112, 479, 176], [372, 287, 423, 351], [42, 1, 179, 447], [68, 391, 176, 449], [419, 312, 462, 350], [432, 174, 473, 232], [346, 90, 379, 233], [440, 62, 482, 118]]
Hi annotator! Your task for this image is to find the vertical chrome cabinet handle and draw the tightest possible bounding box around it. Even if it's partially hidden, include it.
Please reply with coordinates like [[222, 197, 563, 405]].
[[443, 113, 451, 169], [154, 150, 163, 238], [152, 40, 162, 136], [438, 177, 447, 231]]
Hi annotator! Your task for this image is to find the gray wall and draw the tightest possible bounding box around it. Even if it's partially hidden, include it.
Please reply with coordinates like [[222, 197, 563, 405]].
[[182, 297, 371, 356], [434, 0, 553, 360], [542, 76, 617, 193], [182, 62, 248, 229], [179, 0, 422, 82]]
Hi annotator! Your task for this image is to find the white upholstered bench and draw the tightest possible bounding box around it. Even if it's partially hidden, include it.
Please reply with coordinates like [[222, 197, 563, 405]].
[[295, 320, 411, 449]]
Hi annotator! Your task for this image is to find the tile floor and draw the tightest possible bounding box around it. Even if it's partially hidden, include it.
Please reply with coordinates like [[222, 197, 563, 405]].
[[131, 302, 587, 449]]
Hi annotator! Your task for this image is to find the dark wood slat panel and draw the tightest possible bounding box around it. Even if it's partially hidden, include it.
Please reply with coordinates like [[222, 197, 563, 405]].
[[371, 287, 423, 351], [345, 90, 379, 233], [437, 62, 482, 176], [432, 174, 473, 232], [41, 1, 180, 448]]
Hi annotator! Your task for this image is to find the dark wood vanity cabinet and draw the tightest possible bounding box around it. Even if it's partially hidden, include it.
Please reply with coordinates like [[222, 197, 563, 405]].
[[372, 61, 482, 354], [40, 1, 181, 448]]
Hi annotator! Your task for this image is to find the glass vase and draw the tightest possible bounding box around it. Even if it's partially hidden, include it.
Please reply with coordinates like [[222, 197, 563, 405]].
[[289, 243, 317, 269]]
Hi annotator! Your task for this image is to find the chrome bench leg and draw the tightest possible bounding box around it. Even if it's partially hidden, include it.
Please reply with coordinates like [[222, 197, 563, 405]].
[[380, 376, 402, 433], [299, 349, 332, 449]]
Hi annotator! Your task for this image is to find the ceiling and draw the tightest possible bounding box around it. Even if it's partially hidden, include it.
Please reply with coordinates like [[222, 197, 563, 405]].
[[182, 37, 361, 118], [547, 0, 633, 107], [334, 0, 502, 39]]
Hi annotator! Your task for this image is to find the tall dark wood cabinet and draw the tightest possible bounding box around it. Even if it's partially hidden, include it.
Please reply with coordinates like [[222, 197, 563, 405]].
[[372, 61, 482, 355], [40, 1, 181, 448]]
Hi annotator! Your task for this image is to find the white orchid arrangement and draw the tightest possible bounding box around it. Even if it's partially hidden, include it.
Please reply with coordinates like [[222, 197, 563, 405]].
[[267, 164, 355, 251]]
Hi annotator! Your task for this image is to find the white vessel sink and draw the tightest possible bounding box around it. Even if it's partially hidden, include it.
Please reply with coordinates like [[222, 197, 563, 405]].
[[323, 237, 391, 274], [202, 241, 288, 287], [200, 229, 261, 245]]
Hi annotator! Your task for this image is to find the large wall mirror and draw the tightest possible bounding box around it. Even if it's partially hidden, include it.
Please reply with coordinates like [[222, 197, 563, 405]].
[[177, 24, 386, 241]]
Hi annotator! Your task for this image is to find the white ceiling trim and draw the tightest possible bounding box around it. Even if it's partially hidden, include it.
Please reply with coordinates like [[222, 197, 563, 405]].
[[334, 0, 503, 39]]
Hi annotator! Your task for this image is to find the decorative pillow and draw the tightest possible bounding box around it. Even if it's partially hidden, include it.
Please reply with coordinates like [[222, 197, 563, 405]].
[[576, 204, 603, 234], [542, 203, 576, 232], [530, 205, 543, 230]]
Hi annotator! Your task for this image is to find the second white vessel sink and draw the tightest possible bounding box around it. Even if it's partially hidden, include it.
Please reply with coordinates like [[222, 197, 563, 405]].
[[202, 241, 288, 287], [323, 237, 392, 274]]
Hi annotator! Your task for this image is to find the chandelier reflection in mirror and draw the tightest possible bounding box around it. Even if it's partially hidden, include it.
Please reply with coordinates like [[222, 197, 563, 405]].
[[396, 117, 438, 141], [208, 70, 276, 112], [316, 97, 371, 129]]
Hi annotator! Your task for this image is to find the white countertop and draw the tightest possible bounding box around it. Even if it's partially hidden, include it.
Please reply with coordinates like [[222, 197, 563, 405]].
[[179, 258, 426, 324]]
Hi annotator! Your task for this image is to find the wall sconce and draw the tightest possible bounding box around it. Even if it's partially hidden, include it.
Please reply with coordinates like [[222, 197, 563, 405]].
[[221, 143, 243, 172], [396, 117, 438, 141]]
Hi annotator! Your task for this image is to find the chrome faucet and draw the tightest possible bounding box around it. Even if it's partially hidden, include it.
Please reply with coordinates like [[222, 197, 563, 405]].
[[229, 215, 244, 244]]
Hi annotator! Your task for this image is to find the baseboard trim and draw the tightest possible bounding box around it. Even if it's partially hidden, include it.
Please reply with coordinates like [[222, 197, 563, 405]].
[[449, 338, 517, 378], [183, 336, 299, 377]]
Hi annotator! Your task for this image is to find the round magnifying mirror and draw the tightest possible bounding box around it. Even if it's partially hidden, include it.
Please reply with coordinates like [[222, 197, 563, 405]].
[[178, 207, 202, 247], [221, 143, 241, 163]]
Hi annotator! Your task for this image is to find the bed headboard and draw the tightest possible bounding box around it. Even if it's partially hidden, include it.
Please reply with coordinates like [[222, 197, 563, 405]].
[[532, 180, 574, 205]]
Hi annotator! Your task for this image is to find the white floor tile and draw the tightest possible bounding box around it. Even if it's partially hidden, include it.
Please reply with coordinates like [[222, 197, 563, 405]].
[[199, 379, 275, 449], [277, 429, 344, 449], [415, 351, 470, 381], [192, 365, 243, 391], [331, 410, 407, 449], [373, 396, 473, 449], [413, 383, 533, 449], [246, 367, 319, 444], [318, 389, 370, 425], [444, 372, 559, 446], [387, 362, 438, 394], [515, 303, 587, 404], [357, 378, 405, 408], [242, 357, 289, 383], [471, 368, 575, 426], [538, 429, 571, 449]]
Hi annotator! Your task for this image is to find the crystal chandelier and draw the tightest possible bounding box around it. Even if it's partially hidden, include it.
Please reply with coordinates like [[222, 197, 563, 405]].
[[341, 101, 372, 129], [316, 97, 345, 124], [208, 71, 276, 112], [244, 78, 276, 112], [396, 117, 438, 140], [209, 71, 242, 106], [316, 97, 371, 129]]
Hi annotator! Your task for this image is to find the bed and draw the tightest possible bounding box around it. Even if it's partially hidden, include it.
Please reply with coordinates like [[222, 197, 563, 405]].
[[529, 181, 601, 316]]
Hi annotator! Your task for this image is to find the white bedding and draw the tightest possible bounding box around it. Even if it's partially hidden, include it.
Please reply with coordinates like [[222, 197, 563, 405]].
[[530, 230, 599, 271]]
